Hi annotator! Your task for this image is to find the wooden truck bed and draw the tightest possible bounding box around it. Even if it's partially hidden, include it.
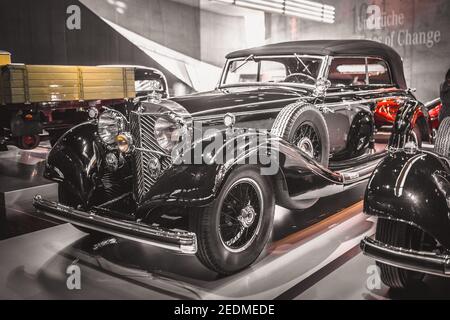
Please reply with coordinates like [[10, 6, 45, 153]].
[[0, 64, 136, 105]]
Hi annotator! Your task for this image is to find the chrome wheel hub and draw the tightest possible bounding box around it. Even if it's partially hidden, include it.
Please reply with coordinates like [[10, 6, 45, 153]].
[[218, 178, 264, 252], [238, 202, 256, 228], [298, 137, 314, 158]]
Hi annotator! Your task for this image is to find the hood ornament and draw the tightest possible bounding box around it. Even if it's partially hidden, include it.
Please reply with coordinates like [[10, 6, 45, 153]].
[[313, 78, 331, 97]]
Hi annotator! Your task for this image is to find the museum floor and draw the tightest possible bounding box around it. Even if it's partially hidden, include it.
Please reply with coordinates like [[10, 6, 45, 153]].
[[0, 140, 449, 300]]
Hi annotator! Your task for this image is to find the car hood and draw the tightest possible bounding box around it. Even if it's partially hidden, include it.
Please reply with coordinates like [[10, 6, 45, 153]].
[[169, 86, 312, 119]]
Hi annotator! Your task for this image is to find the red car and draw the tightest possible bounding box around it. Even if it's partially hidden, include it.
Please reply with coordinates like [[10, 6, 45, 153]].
[[374, 97, 442, 144]]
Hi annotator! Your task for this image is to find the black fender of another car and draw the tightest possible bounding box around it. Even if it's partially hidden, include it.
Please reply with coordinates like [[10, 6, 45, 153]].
[[364, 149, 450, 249], [365, 99, 450, 247], [44, 121, 106, 207]]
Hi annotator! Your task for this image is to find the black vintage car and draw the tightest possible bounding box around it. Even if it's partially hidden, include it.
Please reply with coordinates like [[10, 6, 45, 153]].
[[361, 110, 450, 289], [33, 40, 424, 275]]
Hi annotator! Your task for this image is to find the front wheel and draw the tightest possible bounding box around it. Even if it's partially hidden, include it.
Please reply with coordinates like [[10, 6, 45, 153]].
[[192, 166, 275, 275], [376, 219, 426, 289]]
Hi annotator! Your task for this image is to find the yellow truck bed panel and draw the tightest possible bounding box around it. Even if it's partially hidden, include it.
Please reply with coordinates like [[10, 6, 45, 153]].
[[0, 64, 136, 104]]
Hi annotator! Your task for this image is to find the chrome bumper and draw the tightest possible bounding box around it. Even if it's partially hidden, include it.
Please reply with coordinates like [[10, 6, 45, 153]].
[[360, 237, 450, 277], [33, 195, 197, 254]]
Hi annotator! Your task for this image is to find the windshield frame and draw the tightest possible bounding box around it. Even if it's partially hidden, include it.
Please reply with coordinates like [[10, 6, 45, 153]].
[[218, 54, 326, 89]]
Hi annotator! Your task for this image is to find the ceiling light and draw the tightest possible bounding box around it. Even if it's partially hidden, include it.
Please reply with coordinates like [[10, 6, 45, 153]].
[[212, 0, 335, 24]]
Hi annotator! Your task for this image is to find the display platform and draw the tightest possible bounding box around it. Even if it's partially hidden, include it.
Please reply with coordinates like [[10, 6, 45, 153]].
[[0, 145, 57, 240], [0, 183, 375, 300]]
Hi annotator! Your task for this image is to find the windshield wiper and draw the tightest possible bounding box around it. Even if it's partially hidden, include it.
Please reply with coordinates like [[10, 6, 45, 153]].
[[294, 53, 313, 76], [230, 54, 255, 73]]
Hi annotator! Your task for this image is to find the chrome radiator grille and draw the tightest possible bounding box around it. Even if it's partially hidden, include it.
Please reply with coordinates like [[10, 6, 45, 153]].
[[130, 111, 172, 203]]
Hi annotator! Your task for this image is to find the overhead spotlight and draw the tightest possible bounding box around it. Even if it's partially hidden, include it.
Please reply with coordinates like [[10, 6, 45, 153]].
[[212, 0, 335, 24]]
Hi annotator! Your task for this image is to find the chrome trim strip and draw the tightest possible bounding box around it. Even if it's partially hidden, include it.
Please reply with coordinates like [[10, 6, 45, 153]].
[[425, 97, 441, 108], [191, 97, 302, 117], [194, 107, 290, 122], [361, 237, 450, 277]]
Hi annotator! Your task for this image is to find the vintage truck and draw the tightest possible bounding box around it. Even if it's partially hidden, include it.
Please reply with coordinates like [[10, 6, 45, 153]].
[[0, 51, 168, 150]]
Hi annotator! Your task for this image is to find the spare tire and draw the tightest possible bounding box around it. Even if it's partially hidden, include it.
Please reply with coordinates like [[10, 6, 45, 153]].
[[272, 102, 330, 168], [271, 103, 330, 209], [434, 117, 450, 157]]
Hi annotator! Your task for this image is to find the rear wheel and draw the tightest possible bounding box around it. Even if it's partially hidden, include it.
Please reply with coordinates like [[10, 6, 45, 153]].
[[193, 166, 275, 275], [434, 117, 450, 157], [376, 219, 426, 289]]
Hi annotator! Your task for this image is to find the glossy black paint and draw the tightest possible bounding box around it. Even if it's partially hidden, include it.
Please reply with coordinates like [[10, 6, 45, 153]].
[[171, 87, 309, 117], [389, 99, 431, 149], [364, 149, 450, 249], [173, 86, 416, 160], [44, 122, 105, 207]]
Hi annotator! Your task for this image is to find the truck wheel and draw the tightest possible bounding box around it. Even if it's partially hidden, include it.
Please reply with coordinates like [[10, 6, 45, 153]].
[[58, 184, 103, 237], [193, 166, 275, 275], [376, 219, 425, 289], [272, 103, 329, 209], [434, 117, 450, 157], [16, 135, 40, 150]]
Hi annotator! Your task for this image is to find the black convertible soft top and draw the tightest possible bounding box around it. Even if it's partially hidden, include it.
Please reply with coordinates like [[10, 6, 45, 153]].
[[226, 40, 407, 89]]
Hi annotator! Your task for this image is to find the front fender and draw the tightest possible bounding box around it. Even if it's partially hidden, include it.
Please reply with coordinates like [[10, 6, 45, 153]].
[[139, 129, 283, 209], [365, 150, 450, 248], [44, 121, 105, 207], [138, 128, 341, 211]]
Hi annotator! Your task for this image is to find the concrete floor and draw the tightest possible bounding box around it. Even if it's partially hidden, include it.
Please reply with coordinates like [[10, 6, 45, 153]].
[[0, 143, 449, 300]]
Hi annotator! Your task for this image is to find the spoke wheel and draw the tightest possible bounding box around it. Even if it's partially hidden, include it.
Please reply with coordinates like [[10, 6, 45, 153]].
[[192, 165, 275, 275], [219, 178, 263, 253], [293, 122, 322, 161]]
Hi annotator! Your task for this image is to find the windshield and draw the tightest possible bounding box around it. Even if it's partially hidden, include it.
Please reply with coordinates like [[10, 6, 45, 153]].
[[221, 55, 323, 88]]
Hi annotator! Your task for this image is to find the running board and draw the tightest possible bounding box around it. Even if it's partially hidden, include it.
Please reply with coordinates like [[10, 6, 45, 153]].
[[292, 152, 385, 201]]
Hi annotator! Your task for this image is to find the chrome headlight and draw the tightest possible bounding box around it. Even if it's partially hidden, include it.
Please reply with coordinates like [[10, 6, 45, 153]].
[[154, 116, 184, 152], [98, 110, 127, 145]]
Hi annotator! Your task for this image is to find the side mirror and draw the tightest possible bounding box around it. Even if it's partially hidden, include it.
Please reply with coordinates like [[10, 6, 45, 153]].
[[314, 78, 331, 97]]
